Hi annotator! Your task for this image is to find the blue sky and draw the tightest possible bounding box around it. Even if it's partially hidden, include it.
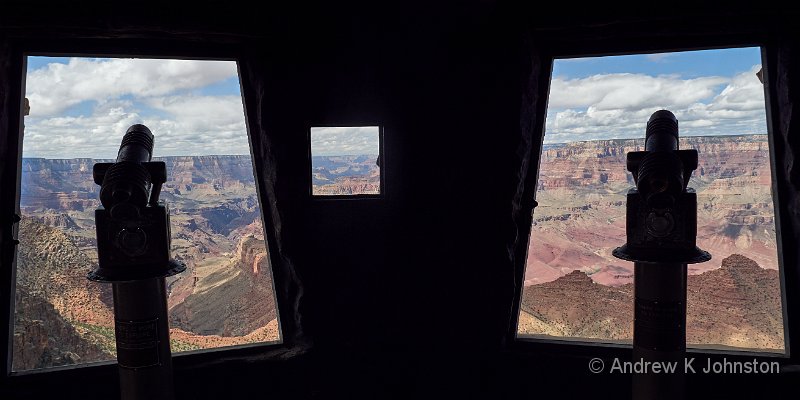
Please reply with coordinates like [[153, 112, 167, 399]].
[[26, 56, 70, 70], [545, 47, 767, 143], [553, 47, 761, 79]]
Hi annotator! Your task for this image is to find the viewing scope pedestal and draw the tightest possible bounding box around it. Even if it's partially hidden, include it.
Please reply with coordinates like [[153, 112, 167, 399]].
[[89, 124, 185, 400]]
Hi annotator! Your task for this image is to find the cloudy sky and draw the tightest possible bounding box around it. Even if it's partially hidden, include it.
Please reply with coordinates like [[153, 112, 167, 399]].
[[545, 47, 768, 144], [22, 48, 767, 157], [23, 57, 382, 159], [23, 57, 250, 158], [310, 126, 380, 156]]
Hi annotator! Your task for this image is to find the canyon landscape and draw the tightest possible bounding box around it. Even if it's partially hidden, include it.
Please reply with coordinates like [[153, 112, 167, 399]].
[[13, 155, 286, 371], [518, 134, 785, 351], [311, 154, 381, 195], [12, 134, 780, 372], [13, 152, 381, 371]]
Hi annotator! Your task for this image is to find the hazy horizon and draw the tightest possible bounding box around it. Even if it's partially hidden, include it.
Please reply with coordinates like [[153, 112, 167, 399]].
[[20, 153, 381, 160], [541, 131, 768, 146]]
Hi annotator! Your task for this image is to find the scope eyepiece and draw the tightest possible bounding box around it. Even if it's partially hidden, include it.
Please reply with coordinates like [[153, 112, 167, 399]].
[[99, 161, 152, 211], [637, 151, 684, 207], [645, 109, 679, 152], [118, 124, 154, 163], [637, 110, 685, 207], [98, 124, 156, 211]]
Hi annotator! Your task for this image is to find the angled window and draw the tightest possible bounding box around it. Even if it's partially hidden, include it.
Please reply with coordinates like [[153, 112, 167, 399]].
[[13, 56, 281, 371], [517, 47, 786, 353], [310, 126, 382, 196]]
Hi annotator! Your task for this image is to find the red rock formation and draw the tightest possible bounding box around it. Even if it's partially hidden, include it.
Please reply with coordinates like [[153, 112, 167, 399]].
[[13, 287, 112, 371], [311, 154, 380, 195], [519, 254, 784, 351], [16, 218, 114, 326], [520, 269, 634, 340], [31, 212, 80, 230], [687, 254, 784, 350], [13, 218, 116, 370], [314, 177, 380, 195], [169, 235, 277, 337]]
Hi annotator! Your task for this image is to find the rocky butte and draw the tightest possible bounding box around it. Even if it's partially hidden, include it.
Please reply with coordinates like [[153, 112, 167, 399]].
[[518, 253, 783, 350]]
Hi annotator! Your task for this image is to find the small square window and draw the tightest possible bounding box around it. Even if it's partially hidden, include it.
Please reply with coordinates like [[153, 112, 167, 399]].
[[310, 126, 382, 196]]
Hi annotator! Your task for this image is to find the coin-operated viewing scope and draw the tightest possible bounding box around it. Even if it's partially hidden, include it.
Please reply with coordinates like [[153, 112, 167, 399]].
[[613, 110, 711, 264], [89, 124, 184, 400], [90, 124, 185, 281], [613, 110, 711, 400]]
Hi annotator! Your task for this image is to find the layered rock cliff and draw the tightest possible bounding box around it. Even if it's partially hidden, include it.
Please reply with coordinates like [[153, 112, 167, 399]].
[[528, 134, 778, 287], [20, 155, 259, 212], [311, 154, 380, 195], [13, 286, 112, 371], [169, 235, 277, 337]]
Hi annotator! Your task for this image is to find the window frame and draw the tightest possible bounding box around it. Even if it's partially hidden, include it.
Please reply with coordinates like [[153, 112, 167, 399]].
[[510, 41, 795, 362], [0, 39, 297, 378], [307, 124, 386, 200]]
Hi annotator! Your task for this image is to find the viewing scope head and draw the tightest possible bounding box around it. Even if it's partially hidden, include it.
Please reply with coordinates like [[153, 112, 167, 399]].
[[94, 124, 166, 216]]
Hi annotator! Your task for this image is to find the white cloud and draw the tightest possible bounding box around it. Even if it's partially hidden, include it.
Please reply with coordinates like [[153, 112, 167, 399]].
[[145, 95, 247, 133], [21, 58, 250, 158], [545, 65, 767, 143], [22, 94, 251, 158], [23, 108, 144, 158], [26, 58, 237, 117], [549, 73, 727, 110], [310, 126, 380, 156]]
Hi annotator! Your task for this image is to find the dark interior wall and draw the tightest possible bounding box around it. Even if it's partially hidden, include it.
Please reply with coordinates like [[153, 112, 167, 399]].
[[0, 3, 535, 398], [0, 28, 24, 389], [238, 5, 535, 398], [2, 2, 800, 399]]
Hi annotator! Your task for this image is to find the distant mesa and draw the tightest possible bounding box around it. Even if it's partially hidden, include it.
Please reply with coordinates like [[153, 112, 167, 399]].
[[311, 154, 380, 195]]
